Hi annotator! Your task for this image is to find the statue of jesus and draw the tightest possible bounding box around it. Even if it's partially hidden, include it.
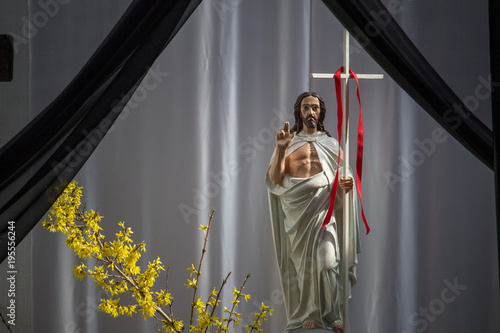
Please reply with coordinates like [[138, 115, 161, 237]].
[[266, 92, 361, 332]]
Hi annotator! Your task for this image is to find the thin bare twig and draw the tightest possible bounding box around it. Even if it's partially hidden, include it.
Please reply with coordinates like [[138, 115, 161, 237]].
[[204, 271, 232, 333], [165, 266, 175, 319], [225, 273, 251, 328], [189, 208, 215, 326], [246, 311, 265, 333]]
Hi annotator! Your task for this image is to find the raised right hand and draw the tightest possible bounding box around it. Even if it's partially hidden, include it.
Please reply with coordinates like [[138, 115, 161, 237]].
[[276, 122, 295, 151]]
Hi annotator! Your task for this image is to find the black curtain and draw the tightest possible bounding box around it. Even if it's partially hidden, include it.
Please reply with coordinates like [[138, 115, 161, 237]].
[[321, 0, 498, 281], [0, 0, 203, 262], [1, 0, 496, 267], [321, 0, 494, 169], [489, 0, 500, 282]]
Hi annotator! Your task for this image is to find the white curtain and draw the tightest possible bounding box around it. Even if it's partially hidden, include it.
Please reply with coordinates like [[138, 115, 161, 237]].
[[30, 0, 499, 332]]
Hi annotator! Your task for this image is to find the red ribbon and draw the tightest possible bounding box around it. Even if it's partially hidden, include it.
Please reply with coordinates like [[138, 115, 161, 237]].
[[321, 67, 370, 235]]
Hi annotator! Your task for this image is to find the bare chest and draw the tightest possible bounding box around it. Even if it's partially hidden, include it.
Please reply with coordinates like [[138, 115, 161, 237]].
[[286, 142, 323, 178]]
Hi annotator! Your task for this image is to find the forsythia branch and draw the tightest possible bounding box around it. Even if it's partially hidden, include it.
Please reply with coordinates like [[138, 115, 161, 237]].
[[43, 181, 272, 333], [189, 209, 215, 327]]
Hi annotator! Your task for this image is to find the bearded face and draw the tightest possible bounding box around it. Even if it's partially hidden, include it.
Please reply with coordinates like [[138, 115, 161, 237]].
[[302, 114, 317, 128], [300, 96, 321, 130]]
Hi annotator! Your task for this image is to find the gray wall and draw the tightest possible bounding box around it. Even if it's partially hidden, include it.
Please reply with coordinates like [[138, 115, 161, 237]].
[[0, 1, 31, 332]]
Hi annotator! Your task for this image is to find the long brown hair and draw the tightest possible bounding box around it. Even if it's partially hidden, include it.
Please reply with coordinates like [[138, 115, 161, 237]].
[[290, 92, 331, 137]]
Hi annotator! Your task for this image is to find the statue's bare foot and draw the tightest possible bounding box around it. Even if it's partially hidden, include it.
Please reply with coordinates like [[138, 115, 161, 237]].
[[302, 322, 317, 329], [333, 320, 343, 333]]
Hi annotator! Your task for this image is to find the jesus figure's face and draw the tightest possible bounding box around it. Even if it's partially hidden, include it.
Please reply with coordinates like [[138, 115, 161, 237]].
[[300, 96, 321, 131]]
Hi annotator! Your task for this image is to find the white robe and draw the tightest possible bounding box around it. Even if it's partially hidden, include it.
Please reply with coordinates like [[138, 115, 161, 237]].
[[265, 131, 361, 332]]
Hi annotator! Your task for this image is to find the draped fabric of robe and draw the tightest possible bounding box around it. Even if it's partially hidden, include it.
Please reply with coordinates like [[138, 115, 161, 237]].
[[265, 131, 361, 332]]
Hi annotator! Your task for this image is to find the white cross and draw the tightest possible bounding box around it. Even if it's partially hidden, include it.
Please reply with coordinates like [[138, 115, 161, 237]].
[[311, 29, 383, 333]]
